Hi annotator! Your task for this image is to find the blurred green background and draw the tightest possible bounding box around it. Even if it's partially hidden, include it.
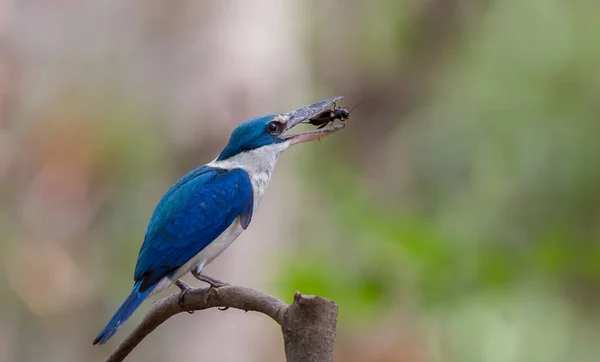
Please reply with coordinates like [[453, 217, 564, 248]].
[[1, 0, 599, 361]]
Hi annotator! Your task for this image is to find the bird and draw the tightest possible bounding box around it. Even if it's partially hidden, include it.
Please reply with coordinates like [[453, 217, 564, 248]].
[[93, 96, 346, 345]]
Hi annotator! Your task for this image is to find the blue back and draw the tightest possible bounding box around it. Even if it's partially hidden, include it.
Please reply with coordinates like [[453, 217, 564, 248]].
[[217, 115, 284, 160], [134, 165, 254, 291]]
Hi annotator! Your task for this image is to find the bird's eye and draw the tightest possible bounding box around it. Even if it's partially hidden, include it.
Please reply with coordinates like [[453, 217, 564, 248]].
[[267, 121, 281, 135]]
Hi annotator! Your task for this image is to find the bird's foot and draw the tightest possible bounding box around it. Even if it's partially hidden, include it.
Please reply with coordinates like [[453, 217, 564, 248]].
[[191, 271, 229, 289], [190, 270, 230, 310], [175, 280, 195, 314]]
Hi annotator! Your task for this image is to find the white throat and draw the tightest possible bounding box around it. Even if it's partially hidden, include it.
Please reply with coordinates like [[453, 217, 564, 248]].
[[207, 142, 289, 207]]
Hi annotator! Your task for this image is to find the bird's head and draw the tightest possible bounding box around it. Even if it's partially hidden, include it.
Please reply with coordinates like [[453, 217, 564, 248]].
[[217, 96, 345, 161]]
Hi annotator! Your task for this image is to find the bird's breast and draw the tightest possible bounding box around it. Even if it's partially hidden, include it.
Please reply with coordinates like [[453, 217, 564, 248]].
[[193, 217, 245, 267], [249, 170, 272, 208], [161, 218, 245, 291]]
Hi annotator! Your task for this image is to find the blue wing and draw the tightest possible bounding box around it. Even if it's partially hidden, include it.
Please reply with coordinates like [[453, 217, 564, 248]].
[[134, 166, 254, 291]]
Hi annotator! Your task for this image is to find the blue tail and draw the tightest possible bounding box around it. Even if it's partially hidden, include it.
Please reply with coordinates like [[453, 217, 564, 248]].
[[93, 281, 156, 345]]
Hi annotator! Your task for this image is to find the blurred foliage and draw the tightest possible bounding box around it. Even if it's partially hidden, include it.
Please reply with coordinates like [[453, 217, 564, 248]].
[[3, 0, 600, 361], [279, 0, 600, 360]]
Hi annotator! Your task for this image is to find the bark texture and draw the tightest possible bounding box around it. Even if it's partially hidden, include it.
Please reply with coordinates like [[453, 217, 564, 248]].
[[104, 285, 338, 362], [281, 292, 338, 362]]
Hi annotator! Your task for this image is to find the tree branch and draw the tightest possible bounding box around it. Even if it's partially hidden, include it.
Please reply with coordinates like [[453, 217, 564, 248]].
[[104, 285, 338, 362], [281, 292, 338, 362]]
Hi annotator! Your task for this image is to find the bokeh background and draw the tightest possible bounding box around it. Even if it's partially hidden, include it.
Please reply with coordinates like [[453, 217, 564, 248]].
[[1, 0, 599, 361]]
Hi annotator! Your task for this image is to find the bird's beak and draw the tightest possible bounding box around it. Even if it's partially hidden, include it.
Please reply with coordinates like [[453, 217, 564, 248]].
[[280, 96, 346, 145]]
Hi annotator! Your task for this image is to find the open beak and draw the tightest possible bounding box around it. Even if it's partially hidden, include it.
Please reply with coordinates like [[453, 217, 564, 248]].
[[280, 96, 346, 145]]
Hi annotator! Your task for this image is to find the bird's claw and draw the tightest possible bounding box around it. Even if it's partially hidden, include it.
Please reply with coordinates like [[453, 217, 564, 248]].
[[178, 289, 195, 314], [218, 306, 229, 311], [175, 280, 195, 314], [191, 271, 230, 289], [208, 280, 229, 289]]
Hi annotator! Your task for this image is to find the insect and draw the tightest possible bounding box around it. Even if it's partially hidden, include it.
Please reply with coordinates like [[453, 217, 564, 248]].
[[307, 101, 361, 129]]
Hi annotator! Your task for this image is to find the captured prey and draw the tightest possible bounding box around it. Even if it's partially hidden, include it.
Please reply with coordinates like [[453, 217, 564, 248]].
[[307, 99, 361, 129], [93, 96, 346, 345]]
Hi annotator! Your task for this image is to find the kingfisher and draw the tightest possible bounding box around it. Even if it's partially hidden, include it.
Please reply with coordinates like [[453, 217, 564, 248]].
[[93, 96, 345, 345]]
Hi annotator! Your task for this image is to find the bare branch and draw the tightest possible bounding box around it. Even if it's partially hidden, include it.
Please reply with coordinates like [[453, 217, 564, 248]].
[[104, 285, 338, 362], [105, 285, 288, 362], [281, 292, 338, 362]]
